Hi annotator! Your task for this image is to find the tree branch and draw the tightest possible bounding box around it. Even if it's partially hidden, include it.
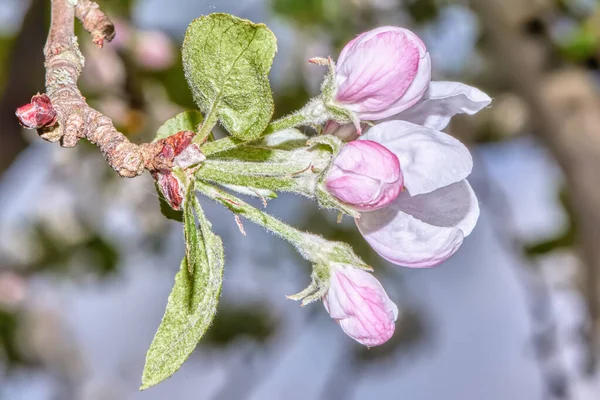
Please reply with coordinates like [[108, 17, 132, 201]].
[[473, 0, 600, 373], [17, 0, 162, 177]]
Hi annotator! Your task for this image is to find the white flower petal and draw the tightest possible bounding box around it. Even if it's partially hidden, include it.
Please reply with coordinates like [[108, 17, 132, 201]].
[[395, 180, 479, 237], [395, 81, 491, 130], [356, 180, 479, 268], [361, 120, 472, 196]]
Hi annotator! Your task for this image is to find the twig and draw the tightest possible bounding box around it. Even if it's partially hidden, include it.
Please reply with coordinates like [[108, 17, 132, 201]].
[[17, 0, 162, 178], [74, 0, 115, 48]]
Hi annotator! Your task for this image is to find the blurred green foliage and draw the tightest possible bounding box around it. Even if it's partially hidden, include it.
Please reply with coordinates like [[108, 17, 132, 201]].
[[203, 304, 277, 346], [272, 0, 336, 27], [100, 0, 136, 18], [0, 36, 16, 95], [152, 57, 197, 110], [0, 310, 27, 370], [525, 187, 577, 256], [557, 23, 600, 62], [406, 0, 439, 23], [28, 222, 119, 277], [271, 0, 375, 48]]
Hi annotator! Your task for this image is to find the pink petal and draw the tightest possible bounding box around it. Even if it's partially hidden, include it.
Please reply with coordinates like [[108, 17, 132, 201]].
[[335, 27, 431, 120], [325, 141, 403, 211], [333, 141, 401, 184], [324, 264, 398, 346]]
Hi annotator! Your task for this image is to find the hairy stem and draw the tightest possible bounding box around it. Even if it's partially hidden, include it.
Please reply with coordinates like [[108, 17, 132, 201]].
[[194, 180, 322, 256], [194, 105, 218, 145], [263, 112, 309, 135], [201, 98, 325, 156]]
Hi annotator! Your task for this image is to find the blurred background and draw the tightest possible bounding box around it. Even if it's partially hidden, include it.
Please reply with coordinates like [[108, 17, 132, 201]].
[[1, 0, 600, 399]]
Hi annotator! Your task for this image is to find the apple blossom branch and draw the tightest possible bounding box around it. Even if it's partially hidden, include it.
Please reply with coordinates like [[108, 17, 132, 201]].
[[16, 0, 162, 178]]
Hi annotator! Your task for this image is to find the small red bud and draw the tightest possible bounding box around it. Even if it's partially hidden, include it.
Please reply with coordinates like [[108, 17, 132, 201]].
[[163, 130, 195, 158], [153, 170, 184, 210], [150, 131, 204, 210], [153, 130, 204, 170], [15, 94, 57, 129]]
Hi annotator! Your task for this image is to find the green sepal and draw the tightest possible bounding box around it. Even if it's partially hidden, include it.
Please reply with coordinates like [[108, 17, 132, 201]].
[[314, 184, 360, 219], [306, 135, 361, 218], [306, 134, 343, 156], [314, 57, 360, 128]]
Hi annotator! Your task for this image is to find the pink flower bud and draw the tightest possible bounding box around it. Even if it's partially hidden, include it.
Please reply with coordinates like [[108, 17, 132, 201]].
[[335, 27, 431, 121], [325, 140, 403, 211], [15, 94, 57, 129], [324, 264, 398, 347]]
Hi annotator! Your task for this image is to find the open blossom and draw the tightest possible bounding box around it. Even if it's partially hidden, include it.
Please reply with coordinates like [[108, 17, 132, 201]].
[[320, 79, 491, 267], [325, 140, 403, 211], [323, 264, 398, 346], [335, 26, 431, 121], [355, 120, 480, 268]]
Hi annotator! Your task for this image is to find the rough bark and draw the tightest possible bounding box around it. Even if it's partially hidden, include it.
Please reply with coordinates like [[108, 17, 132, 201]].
[[27, 0, 162, 177]]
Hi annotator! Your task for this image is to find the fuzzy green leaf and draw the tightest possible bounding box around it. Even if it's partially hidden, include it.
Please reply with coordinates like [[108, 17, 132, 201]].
[[155, 110, 204, 142], [141, 189, 224, 390], [182, 13, 277, 140]]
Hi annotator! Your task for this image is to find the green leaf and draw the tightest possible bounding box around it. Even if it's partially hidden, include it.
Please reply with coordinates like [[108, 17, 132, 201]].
[[141, 189, 224, 390], [154, 110, 204, 142], [182, 13, 277, 140]]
